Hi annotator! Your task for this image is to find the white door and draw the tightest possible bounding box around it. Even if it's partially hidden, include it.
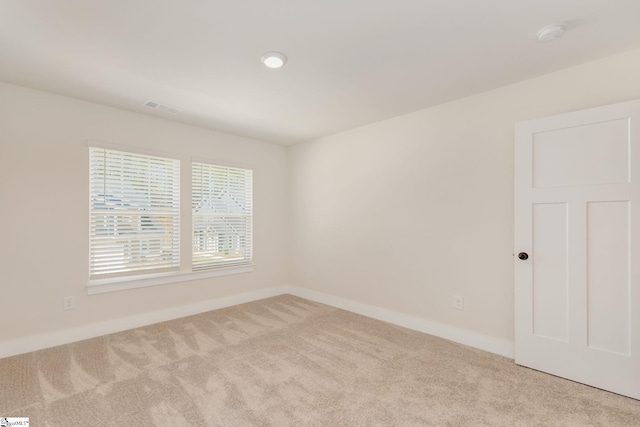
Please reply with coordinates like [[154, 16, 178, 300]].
[[514, 99, 640, 400]]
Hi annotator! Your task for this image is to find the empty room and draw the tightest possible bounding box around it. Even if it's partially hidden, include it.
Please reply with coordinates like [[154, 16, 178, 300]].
[[1, 0, 640, 425]]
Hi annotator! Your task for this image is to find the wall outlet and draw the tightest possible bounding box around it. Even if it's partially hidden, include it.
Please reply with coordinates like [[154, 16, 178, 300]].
[[63, 296, 75, 311], [452, 295, 464, 310]]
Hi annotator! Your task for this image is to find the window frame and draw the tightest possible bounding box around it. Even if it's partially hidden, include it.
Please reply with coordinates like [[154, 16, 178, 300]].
[[191, 159, 253, 271], [88, 144, 181, 280], [87, 142, 254, 295]]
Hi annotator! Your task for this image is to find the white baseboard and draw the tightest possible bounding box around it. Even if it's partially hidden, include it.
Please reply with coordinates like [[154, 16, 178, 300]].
[[286, 286, 515, 359], [1, 285, 514, 360], [0, 286, 288, 359]]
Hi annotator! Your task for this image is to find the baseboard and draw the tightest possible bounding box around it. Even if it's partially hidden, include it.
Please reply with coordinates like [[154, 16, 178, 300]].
[[1, 285, 514, 360], [0, 286, 288, 359], [286, 286, 515, 359]]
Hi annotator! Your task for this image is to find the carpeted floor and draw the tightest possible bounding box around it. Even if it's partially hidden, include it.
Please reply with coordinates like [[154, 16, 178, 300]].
[[1, 294, 639, 426]]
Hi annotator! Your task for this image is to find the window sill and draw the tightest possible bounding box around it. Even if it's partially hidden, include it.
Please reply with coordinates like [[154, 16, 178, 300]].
[[87, 265, 255, 295]]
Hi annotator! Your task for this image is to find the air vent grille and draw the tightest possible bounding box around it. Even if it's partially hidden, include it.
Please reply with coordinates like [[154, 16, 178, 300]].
[[144, 100, 181, 114]]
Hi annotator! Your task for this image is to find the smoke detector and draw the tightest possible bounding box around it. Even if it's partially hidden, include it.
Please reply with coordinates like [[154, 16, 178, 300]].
[[537, 24, 566, 42]]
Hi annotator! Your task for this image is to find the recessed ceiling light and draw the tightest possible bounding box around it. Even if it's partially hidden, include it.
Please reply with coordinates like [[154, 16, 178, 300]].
[[537, 24, 566, 43], [261, 51, 287, 69]]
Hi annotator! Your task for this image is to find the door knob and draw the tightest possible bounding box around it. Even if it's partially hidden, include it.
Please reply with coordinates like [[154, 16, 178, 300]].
[[518, 252, 529, 260]]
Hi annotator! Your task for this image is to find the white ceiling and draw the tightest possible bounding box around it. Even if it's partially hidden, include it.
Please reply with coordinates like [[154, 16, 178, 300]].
[[1, 1, 640, 145]]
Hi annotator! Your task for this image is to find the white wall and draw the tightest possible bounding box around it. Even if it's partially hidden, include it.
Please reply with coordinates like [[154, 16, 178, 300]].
[[0, 82, 288, 343], [4, 47, 640, 355], [289, 48, 640, 344]]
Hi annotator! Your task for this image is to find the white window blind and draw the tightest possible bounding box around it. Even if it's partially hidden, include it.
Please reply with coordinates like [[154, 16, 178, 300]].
[[192, 162, 252, 270], [89, 146, 180, 279]]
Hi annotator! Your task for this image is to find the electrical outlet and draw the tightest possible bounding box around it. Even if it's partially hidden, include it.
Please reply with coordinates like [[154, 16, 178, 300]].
[[452, 295, 464, 310], [63, 296, 75, 311]]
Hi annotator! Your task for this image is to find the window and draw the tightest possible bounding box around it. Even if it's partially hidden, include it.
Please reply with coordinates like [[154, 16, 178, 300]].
[[88, 144, 254, 293], [192, 162, 253, 270], [89, 146, 180, 279]]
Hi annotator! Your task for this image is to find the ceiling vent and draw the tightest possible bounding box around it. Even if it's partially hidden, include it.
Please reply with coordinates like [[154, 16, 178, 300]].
[[144, 100, 181, 114]]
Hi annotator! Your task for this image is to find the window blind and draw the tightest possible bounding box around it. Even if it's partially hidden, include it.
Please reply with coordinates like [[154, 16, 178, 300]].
[[192, 162, 252, 270], [89, 147, 180, 278]]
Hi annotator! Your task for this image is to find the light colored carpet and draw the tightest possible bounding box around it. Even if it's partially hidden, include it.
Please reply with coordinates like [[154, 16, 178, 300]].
[[1, 294, 639, 426]]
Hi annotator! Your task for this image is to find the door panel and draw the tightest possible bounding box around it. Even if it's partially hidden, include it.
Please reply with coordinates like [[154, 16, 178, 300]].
[[586, 201, 630, 356], [515, 99, 640, 400], [532, 117, 630, 188], [532, 203, 568, 341]]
